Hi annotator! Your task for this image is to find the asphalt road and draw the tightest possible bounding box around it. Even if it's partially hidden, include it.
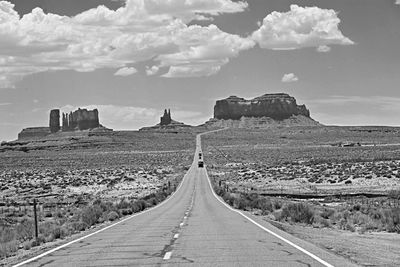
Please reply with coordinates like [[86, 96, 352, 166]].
[[15, 132, 357, 267]]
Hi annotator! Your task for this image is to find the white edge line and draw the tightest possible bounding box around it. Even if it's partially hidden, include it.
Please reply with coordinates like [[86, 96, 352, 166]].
[[13, 162, 194, 267], [200, 135, 335, 267], [163, 251, 172, 260]]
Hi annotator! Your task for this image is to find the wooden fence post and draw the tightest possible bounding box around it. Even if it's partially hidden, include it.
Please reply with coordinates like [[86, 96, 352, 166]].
[[33, 199, 38, 243]]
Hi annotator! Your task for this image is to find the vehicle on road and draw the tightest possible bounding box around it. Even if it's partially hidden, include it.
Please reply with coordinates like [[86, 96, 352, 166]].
[[198, 160, 204, 168]]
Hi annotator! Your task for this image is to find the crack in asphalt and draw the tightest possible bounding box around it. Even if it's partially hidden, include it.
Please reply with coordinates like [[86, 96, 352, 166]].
[[296, 259, 312, 267], [155, 185, 196, 265]]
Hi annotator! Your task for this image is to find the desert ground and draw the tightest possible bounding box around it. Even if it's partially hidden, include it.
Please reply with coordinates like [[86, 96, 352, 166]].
[[0, 131, 197, 261], [1, 126, 400, 266], [203, 126, 400, 266]]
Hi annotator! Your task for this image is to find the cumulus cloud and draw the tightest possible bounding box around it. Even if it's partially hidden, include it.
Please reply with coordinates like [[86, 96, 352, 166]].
[[252, 5, 354, 50], [160, 24, 254, 77], [281, 73, 298, 83], [317, 45, 331, 53], [396, 0, 400, 5], [0, 2, 355, 87], [0, 0, 250, 87], [145, 65, 160, 76], [114, 67, 137, 76]]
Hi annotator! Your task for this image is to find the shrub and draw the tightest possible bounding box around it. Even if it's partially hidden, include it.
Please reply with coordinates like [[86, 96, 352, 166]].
[[381, 208, 400, 233], [116, 199, 130, 210], [107, 211, 119, 221], [131, 200, 147, 213], [80, 205, 103, 227], [273, 200, 283, 210], [233, 197, 249, 210], [121, 208, 132, 216], [313, 215, 331, 228], [222, 192, 235, 206], [320, 208, 335, 219], [0, 239, 18, 259], [280, 202, 315, 224], [66, 221, 87, 232], [257, 198, 273, 214], [15, 217, 34, 241]]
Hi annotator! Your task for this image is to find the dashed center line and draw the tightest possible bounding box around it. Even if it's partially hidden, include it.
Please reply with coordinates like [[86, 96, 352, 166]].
[[179, 222, 184, 227], [163, 251, 172, 260]]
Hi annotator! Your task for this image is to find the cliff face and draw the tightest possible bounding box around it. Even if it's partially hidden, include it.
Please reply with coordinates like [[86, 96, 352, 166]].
[[62, 108, 100, 131], [49, 109, 60, 133], [18, 127, 50, 140], [214, 93, 310, 120]]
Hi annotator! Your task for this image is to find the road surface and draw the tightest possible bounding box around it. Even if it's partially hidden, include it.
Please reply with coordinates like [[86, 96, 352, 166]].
[[14, 132, 357, 267]]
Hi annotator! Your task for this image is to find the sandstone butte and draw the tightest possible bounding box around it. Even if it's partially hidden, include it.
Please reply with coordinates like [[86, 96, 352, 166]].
[[17, 108, 110, 140], [205, 93, 320, 128]]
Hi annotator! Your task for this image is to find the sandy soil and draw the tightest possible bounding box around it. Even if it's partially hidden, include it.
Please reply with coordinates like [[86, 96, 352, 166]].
[[267, 219, 400, 267]]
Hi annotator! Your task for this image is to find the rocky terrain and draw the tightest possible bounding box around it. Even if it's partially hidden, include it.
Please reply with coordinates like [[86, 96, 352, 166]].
[[210, 160, 400, 195], [205, 114, 320, 128], [0, 166, 181, 203], [204, 127, 400, 195]]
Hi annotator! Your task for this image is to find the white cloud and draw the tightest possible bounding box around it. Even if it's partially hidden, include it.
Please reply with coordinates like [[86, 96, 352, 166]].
[[159, 24, 254, 77], [396, 0, 400, 5], [0, 102, 11, 106], [114, 67, 137, 76], [146, 65, 160, 76], [317, 45, 331, 53], [281, 73, 298, 83], [0, 0, 249, 87], [252, 5, 354, 50]]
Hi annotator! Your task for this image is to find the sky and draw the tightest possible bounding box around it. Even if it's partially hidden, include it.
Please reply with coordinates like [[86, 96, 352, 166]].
[[0, 0, 400, 141]]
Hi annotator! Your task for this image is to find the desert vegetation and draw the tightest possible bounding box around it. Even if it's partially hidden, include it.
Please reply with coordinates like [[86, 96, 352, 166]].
[[213, 182, 400, 233], [0, 131, 195, 261], [205, 127, 400, 233], [0, 184, 179, 259]]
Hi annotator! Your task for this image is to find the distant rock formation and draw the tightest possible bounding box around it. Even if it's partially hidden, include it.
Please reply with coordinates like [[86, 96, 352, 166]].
[[205, 93, 320, 128], [160, 109, 172, 125], [18, 127, 50, 140], [140, 109, 192, 131], [214, 93, 310, 121], [62, 108, 100, 131], [49, 109, 60, 133], [16, 108, 110, 140]]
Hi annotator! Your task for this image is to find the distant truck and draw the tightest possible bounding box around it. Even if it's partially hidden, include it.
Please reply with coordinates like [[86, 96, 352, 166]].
[[198, 152, 202, 159], [198, 160, 204, 168]]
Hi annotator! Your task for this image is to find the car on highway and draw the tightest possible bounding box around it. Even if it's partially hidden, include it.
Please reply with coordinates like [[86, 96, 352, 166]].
[[198, 160, 204, 168]]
